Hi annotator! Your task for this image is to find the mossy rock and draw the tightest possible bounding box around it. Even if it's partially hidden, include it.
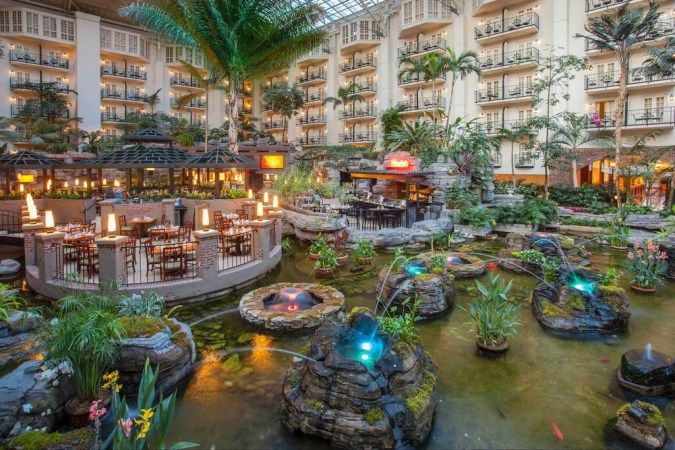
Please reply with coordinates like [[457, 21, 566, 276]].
[[617, 401, 666, 427], [405, 370, 437, 416], [598, 285, 626, 296], [541, 300, 572, 319], [565, 292, 586, 311], [8, 428, 95, 450], [306, 399, 325, 412], [118, 315, 168, 338], [364, 407, 385, 425]]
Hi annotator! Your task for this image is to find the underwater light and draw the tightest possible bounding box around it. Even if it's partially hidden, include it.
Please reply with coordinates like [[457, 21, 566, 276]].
[[569, 276, 596, 294], [361, 342, 373, 351], [361, 354, 370, 361]]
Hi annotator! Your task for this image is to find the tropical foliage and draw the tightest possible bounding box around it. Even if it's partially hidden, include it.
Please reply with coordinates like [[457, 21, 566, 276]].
[[625, 240, 668, 288]]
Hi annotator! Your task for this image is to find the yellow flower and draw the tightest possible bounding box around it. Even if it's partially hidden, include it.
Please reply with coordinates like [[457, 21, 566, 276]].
[[102, 371, 121, 392], [139, 408, 154, 421]]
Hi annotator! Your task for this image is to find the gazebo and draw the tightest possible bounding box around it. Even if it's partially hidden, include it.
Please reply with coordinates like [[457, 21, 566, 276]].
[[185, 147, 256, 195], [0, 150, 63, 193]]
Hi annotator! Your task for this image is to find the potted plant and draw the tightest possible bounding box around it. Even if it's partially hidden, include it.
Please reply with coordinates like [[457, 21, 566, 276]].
[[353, 239, 377, 265], [462, 266, 520, 353], [606, 223, 630, 249], [315, 246, 339, 278], [332, 229, 350, 266], [308, 234, 329, 260], [42, 293, 125, 426], [625, 240, 668, 294]]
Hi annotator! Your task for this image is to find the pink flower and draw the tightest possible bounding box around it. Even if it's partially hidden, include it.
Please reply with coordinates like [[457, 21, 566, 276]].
[[627, 252, 634, 260], [89, 400, 107, 422], [636, 249, 644, 258], [647, 243, 657, 253], [648, 255, 654, 260], [119, 418, 133, 437], [658, 251, 668, 260]]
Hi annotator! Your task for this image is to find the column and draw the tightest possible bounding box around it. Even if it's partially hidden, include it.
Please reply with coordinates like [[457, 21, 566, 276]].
[[194, 229, 219, 280], [95, 235, 129, 289], [248, 219, 272, 260], [34, 231, 65, 283], [267, 210, 283, 248], [74, 12, 102, 132], [22, 223, 46, 267]]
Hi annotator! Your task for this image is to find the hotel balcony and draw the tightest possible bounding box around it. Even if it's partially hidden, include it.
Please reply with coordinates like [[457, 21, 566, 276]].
[[11, 104, 69, 119], [476, 118, 534, 135], [339, 107, 378, 121], [585, 69, 675, 93], [297, 47, 331, 65], [398, 72, 447, 88], [296, 69, 326, 86], [10, 78, 70, 93], [298, 136, 327, 146], [296, 114, 327, 126], [339, 132, 377, 144], [169, 76, 203, 89], [262, 119, 288, 131], [101, 112, 131, 124], [472, 0, 529, 15], [398, 37, 447, 60], [585, 0, 645, 16], [303, 91, 327, 105], [475, 84, 534, 105], [399, 9, 453, 38], [354, 82, 377, 95], [585, 19, 675, 54], [478, 48, 539, 74], [101, 89, 148, 104], [398, 96, 446, 114], [9, 50, 69, 70], [474, 12, 539, 44], [101, 65, 147, 81], [340, 31, 381, 53], [586, 107, 675, 130], [340, 57, 377, 75], [170, 97, 206, 109], [514, 152, 536, 168], [261, 80, 288, 93]]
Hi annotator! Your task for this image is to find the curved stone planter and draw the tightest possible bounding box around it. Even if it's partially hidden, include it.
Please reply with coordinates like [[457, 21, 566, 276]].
[[614, 400, 668, 449], [531, 269, 630, 334], [115, 318, 196, 396], [419, 252, 485, 279], [377, 263, 454, 317], [239, 283, 345, 332], [281, 311, 437, 449]]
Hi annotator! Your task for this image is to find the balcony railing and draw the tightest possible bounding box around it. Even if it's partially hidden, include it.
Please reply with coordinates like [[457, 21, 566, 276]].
[[478, 48, 540, 71], [298, 47, 331, 61], [169, 76, 201, 88], [297, 69, 326, 84], [340, 57, 377, 73], [261, 80, 287, 93], [101, 112, 129, 123], [514, 152, 536, 168], [585, 68, 675, 90], [9, 50, 69, 69], [398, 73, 447, 86], [262, 119, 288, 130], [585, 0, 631, 12], [297, 114, 327, 125], [475, 84, 534, 103], [170, 98, 206, 108], [304, 91, 326, 103], [9, 78, 70, 93], [298, 136, 327, 146], [339, 107, 377, 120], [101, 90, 148, 102], [11, 104, 69, 119], [101, 65, 147, 80], [398, 37, 447, 59], [586, 107, 675, 128], [474, 12, 539, 40], [398, 97, 446, 111], [339, 132, 377, 143], [476, 118, 533, 134]]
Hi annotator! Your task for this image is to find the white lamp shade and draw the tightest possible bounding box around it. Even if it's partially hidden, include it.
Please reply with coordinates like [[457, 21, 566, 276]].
[[201, 208, 210, 228], [248, 189, 253, 199], [107, 213, 117, 235], [263, 191, 269, 204], [45, 210, 54, 228], [28, 204, 38, 220], [273, 195, 279, 208], [257, 202, 264, 219]]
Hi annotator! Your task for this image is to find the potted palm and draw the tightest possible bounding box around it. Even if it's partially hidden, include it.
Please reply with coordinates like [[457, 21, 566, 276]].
[[314, 246, 339, 278], [625, 240, 668, 294], [309, 234, 329, 260], [463, 266, 520, 353], [353, 239, 377, 265], [43, 293, 125, 426]]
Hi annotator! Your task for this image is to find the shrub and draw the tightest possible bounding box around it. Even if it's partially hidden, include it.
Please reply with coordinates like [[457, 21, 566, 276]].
[[560, 216, 611, 227], [549, 185, 611, 207], [379, 297, 421, 345], [457, 205, 495, 228], [494, 198, 558, 228], [0, 283, 20, 323], [353, 239, 377, 260], [315, 246, 339, 271], [625, 240, 668, 289], [445, 182, 479, 209], [117, 292, 164, 318], [309, 234, 329, 255]]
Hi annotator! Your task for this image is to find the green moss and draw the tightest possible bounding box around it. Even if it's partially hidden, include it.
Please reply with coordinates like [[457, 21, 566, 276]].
[[299, 341, 312, 355], [617, 401, 665, 427], [566, 293, 586, 311], [446, 273, 455, 283], [431, 267, 444, 274], [392, 340, 414, 358], [9, 428, 94, 450], [118, 315, 167, 338], [415, 273, 440, 282], [541, 301, 572, 319], [166, 320, 191, 350], [364, 407, 385, 425], [347, 307, 372, 325], [286, 369, 301, 388], [598, 285, 625, 296], [405, 370, 436, 415], [306, 399, 325, 412]]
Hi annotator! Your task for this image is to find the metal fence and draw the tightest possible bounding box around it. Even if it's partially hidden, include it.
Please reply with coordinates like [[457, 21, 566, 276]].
[[125, 239, 198, 285], [217, 229, 256, 273], [0, 210, 21, 234], [54, 242, 99, 286], [344, 206, 405, 231]]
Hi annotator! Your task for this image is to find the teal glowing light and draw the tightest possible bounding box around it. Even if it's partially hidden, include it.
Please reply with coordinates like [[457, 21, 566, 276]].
[[568, 274, 596, 294], [361, 342, 373, 351], [404, 260, 427, 276]]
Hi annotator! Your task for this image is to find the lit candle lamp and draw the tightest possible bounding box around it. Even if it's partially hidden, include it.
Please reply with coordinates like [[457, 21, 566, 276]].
[[256, 201, 264, 219], [64, 181, 69, 188], [102, 178, 107, 186], [272, 195, 279, 208], [75, 178, 80, 186], [44, 210, 54, 231], [47, 179, 52, 190], [201, 208, 210, 231], [28, 204, 38, 224], [107, 213, 117, 238], [248, 189, 253, 199], [83, 181, 88, 189], [19, 184, 24, 193], [26, 193, 34, 209], [113, 180, 120, 187], [263, 191, 269, 204]]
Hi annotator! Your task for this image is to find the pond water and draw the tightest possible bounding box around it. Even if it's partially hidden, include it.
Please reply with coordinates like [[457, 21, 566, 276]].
[[167, 237, 675, 450]]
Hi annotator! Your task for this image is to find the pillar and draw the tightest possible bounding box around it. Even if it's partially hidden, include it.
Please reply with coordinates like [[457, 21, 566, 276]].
[[168, 168, 175, 194], [34, 231, 64, 283], [267, 210, 283, 248], [95, 235, 129, 289], [74, 12, 102, 132], [22, 222, 46, 267], [194, 229, 219, 280], [248, 219, 272, 260]]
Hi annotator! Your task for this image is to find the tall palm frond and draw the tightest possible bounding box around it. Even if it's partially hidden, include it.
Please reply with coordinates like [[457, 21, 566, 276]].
[[642, 36, 675, 76], [442, 48, 481, 128], [324, 82, 364, 112]]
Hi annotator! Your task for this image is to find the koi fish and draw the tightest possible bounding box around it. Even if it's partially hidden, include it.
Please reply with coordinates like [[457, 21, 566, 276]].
[[548, 418, 564, 441], [600, 356, 611, 363]]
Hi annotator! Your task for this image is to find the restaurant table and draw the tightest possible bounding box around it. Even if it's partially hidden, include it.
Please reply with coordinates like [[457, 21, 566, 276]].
[[219, 228, 252, 255], [151, 242, 197, 256], [131, 217, 157, 238], [148, 225, 182, 240], [63, 232, 95, 243]]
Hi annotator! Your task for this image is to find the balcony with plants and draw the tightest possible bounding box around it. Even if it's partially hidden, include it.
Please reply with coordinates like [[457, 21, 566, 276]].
[[478, 48, 540, 73], [398, 36, 447, 59], [586, 106, 675, 129], [9, 50, 69, 70], [474, 12, 539, 43], [100, 65, 147, 80], [398, 96, 446, 113], [339, 56, 377, 74]]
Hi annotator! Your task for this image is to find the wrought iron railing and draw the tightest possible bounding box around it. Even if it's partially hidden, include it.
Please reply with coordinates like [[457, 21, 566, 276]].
[[398, 37, 447, 58], [0, 210, 21, 235], [217, 229, 256, 273], [100, 65, 147, 80], [474, 12, 539, 40], [478, 48, 539, 70], [126, 239, 198, 285], [340, 57, 377, 73], [9, 50, 69, 69]]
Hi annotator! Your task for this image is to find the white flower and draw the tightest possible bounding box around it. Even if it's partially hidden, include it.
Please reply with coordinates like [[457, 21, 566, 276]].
[[21, 403, 33, 414], [49, 318, 58, 326]]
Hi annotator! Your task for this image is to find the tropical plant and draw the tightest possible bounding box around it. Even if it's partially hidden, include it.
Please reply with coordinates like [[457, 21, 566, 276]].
[[353, 239, 377, 260], [575, 0, 664, 206], [604, 221, 631, 247], [42, 293, 125, 401], [498, 123, 536, 187], [447, 125, 500, 187], [600, 268, 621, 286], [462, 269, 520, 348], [325, 81, 365, 118], [385, 120, 440, 166], [441, 48, 481, 128], [380, 104, 405, 148], [456, 205, 495, 228], [102, 359, 197, 450], [309, 234, 329, 255], [281, 237, 294, 255], [121, 0, 326, 154], [314, 246, 339, 271], [642, 35, 675, 77], [143, 88, 162, 113], [262, 82, 304, 143], [494, 198, 558, 229], [117, 292, 165, 318], [429, 254, 446, 272], [0, 283, 20, 323], [445, 182, 480, 209], [379, 296, 421, 345], [625, 240, 668, 289]]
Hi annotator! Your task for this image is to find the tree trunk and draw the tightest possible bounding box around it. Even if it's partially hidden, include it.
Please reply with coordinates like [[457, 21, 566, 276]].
[[445, 75, 457, 131], [614, 65, 628, 207], [572, 158, 578, 187], [228, 90, 240, 154], [204, 93, 209, 153], [511, 141, 516, 187]]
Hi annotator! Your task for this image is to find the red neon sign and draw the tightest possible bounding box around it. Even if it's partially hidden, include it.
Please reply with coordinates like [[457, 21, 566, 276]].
[[386, 158, 412, 170]]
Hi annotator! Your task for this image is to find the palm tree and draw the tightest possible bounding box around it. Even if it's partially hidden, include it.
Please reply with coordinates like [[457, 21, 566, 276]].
[[324, 81, 365, 116], [575, 0, 664, 206], [498, 124, 536, 188], [386, 119, 439, 166], [550, 112, 608, 187], [642, 36, 675, 76], [380, 104, 405, 149], [174, 61, 226, 152], [262, 82, 304, 143], [121, 0, 326, 154], [0, 117, 75, 153], [143, 88, 162, 113], [442, 49, 481, 129], [398, 52, 449, 121]]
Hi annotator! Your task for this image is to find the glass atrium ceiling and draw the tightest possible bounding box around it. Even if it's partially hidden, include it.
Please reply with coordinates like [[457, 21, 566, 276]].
[[299, 0, 385, 26]]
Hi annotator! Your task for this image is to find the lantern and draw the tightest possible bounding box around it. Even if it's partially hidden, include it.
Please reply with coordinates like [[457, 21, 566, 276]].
[[263, 191, 269, 204], [47, 179, 52, 190], [19, 184, 24, 193], [28, 204, 38, 223], [256, 202, 264, 219], [44, 210, 55, 231], [201, 208, 210, 231], [107, 213, 117, 238], [272, 195, 279, 208]]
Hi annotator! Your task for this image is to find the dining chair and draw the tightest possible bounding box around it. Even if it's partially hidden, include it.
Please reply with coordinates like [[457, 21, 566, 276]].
[[75, 242, 98, 279], [119, 215, 136, 237], [142, 239, 162, 278], [122, 238, 137, 273], [161, 245, 187, 280]]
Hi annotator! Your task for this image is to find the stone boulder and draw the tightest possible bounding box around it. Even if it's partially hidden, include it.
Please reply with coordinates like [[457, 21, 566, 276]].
[[283, 208, 348, 241], [0, 361, 75, 438], [615, 400, 668, 449], [115, 318, 196, 396], [618, 348, 673, 396], [531, 269, 630, 334], [0, 310, 41, 370], [0, 260, 21, 276], [281, 311, 437, 449], [350, 228, 414, 248], [660, 236, 675, 282], [418, 252, 485, 280], [410, 218, 454, 243]]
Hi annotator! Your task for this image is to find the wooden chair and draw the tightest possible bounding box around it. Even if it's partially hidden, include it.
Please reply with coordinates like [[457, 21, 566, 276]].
[[142, 239, 162, 278], [182, 221, 193, 240], [75, 242, 98, 279], [214, 211, 223, 224], [147, 227, 167, 241], [119, 215, 136, 237], [218, 231, 238, 257], [161, 245, 187, 280], [121, 238, 137, 273], [235, 209, 248, 220]]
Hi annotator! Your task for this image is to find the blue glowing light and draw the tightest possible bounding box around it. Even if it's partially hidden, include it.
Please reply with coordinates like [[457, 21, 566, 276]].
[[404, 260, 427, 276], [361, 354, 370, 361], [361, 342, 373, 351], [568, 274, 596, 294]]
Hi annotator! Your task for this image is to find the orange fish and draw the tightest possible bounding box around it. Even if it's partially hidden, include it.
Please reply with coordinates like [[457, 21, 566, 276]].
[[600, 356, 611, 363], [548, 418, 564, 441]]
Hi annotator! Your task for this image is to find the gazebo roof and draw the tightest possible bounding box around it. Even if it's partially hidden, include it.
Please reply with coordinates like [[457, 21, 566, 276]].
[[0, 150, 63, 169], [122, 128, 174, 143], [81, 143, 191, 169], [186, 147, 257, 168]]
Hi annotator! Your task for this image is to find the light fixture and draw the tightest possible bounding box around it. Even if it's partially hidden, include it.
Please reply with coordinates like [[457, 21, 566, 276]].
[[64, 181, 69, 188], [257, 201, 264, 219], [83, 181, 88, 189], [201, 208, 210, 231], [263, 191, 269, 204], [47, 179, 52, 190], [107, 213, 117, 238], [44, 210, 55, 231], [102, 178, 107, 186], [28, 204, 38, 224], [75, 178, 80, 186], [19, 184, 24, 193], [272, 195, 279, 208], [248, 189, 253, 199], [114, 179, 120, 187], [26, 193, 34, 209]]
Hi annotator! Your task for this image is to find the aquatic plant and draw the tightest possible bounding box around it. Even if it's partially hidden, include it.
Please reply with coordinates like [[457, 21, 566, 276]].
[[379, 297, 421, 345], [604, 222, 630, 248], [281, 237, 293, 255], [0, 283, 20, 323], [353, 239, 377, 260], [429, 255, 446, 272], [625, 240, 668, 289], [314, 246, 339, 271], [599, 268, 620, 286], [308, 234, 329, 255], [391, 247, 408, 272]]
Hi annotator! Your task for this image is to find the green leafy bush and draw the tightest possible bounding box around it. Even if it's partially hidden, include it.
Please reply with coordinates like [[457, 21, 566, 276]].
[[494, 198, 558, 228], [0, 283, 20, 323], [445, 183, 479, 209], [309, 234, 329, 255], [353, 239, 377, 260], [379, 297, 421, 345], [315, 246, 339, 271], [117, 292, 165, 318], [560, 216, 611, 227], [457, 206, 495, 228], [549, 185, 611, 207]]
